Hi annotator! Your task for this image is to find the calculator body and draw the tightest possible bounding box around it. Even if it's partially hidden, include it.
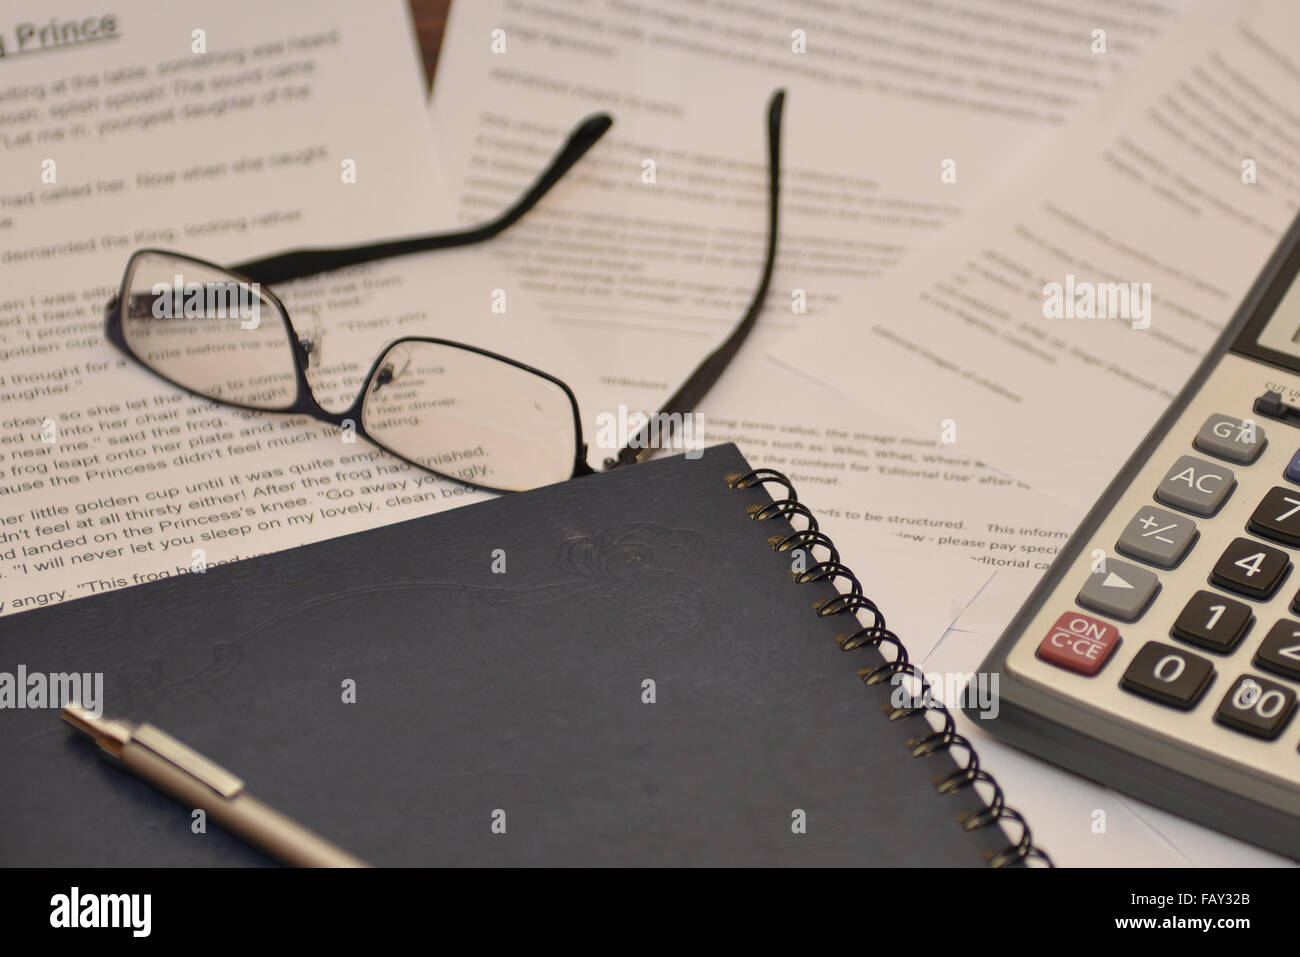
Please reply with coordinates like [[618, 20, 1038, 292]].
[[976, 212, 1300, 858]]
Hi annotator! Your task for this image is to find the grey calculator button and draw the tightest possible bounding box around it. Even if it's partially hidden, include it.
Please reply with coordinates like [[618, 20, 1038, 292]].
[[1155, 455, 1236, 516], [1193, 414, 1266, 464], [1077, 559, 1160, 622], [1115, 506, 1197, 568]]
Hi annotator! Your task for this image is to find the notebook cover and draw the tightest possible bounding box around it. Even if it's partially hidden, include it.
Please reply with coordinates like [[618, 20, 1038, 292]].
[[0, 443, 1008, 865]]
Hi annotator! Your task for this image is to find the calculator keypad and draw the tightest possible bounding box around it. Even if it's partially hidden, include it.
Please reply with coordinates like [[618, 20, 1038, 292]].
[[1006, 357, 1300, 799]]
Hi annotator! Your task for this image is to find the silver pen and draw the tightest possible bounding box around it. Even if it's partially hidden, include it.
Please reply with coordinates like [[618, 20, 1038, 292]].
[[62, 704, 368, 868]]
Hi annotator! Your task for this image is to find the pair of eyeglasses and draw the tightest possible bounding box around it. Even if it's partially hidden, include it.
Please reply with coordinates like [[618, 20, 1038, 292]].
[[103, 90, 784, 493]]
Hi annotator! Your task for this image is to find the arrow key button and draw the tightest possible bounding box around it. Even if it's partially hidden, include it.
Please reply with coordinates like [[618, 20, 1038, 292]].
[[1077, 558, 1161, 622]]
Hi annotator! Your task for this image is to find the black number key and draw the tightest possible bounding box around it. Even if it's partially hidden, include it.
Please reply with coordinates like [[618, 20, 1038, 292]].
[[1210, 538, 1291, 600], [1247, 487, 1300, 547], [1214, 674, 1297, 739], [1171, 591, 1253, 653], [1254, 620, 1300, 682], [1121, 641, 1216, 710]]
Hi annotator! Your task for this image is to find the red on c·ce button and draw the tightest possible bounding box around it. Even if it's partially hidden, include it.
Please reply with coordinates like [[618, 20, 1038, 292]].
[[1037, 611, 1121, 676]]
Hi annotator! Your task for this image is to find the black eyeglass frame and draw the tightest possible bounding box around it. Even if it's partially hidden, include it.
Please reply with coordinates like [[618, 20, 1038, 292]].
[[103, 90, 785, 493], [105, 251, 592, 493]]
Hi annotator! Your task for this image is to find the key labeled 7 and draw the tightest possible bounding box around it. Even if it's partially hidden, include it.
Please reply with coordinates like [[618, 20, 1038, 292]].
[[1248, 486, 1300, 547]]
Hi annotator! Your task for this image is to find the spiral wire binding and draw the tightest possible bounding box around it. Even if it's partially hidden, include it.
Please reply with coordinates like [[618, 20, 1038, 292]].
[[726, 467, 1054, 868]]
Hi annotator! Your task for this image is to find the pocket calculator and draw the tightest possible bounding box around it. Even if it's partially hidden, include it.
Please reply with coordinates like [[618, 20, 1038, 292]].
[[978, 213, 1300, 857]]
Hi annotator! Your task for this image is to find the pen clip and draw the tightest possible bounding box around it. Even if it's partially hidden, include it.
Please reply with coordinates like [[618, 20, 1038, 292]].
[[133, 724, 245, 799]]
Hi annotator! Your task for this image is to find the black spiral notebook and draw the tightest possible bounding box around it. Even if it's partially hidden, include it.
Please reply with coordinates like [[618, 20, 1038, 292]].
[[0, 443, 1044, 866]]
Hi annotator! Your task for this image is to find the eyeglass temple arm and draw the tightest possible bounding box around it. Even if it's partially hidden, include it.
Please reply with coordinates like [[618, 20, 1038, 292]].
[[226, 113, 614, 286], [606, 89, 784, 470]]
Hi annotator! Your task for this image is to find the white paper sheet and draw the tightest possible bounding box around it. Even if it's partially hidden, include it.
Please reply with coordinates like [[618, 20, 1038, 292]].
[[0, 0, 570, 614], [694, 355, 1033, 662], [428, 0, 1199, 432], [771, 0, 1300, 507], [428, 0, 1095, 589]]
